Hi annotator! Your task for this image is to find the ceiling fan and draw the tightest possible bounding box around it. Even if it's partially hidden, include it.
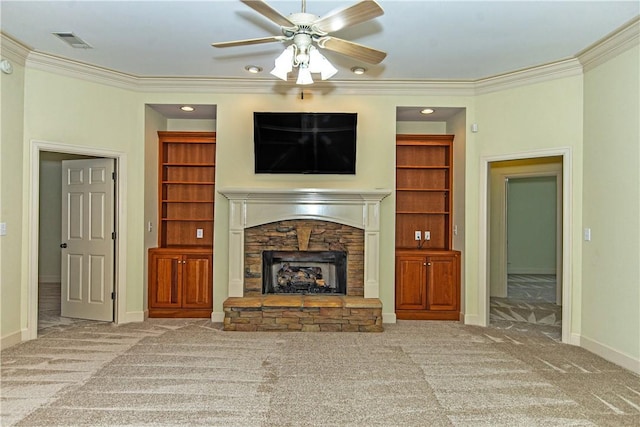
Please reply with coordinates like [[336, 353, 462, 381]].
[[212, 0, 386, 84]]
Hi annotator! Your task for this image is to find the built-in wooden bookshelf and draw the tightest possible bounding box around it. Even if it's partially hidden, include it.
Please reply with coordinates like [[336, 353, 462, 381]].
[[395, 134, 460, 320], [396, 134, 453, 250], [158, 131, 216, 248], [149, 131, 215, 318]]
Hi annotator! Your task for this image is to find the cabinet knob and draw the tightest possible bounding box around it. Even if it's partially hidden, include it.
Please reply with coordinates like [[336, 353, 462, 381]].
[[427, 262, 431, 266]]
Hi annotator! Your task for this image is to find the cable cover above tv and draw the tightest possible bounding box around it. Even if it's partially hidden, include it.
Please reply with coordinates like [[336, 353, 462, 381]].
[[254, 112, 357, 174]]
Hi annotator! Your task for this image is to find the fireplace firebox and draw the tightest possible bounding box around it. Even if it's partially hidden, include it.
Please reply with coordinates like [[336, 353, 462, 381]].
[[262, 251, 347, 295]]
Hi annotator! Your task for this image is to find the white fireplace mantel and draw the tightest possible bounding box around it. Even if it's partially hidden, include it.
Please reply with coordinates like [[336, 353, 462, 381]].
[[219, 188, 391, 299]]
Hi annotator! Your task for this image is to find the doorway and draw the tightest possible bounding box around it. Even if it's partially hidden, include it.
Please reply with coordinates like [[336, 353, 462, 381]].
[[490, 170, 562, 338], [478, 148, 573, 344], [38, 151, 114, 336], [27, 140, 128, 341]]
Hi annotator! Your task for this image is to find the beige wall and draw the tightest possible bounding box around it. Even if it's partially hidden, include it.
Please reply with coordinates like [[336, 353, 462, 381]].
[[582, 44, 640, 365], [23, 69, 145, 319], [0, 54, 25, 347], [471, 76, 584, 333]]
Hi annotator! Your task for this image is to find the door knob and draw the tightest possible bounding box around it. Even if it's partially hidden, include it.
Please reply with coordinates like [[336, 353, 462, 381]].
[[60, 243, 68, 248]]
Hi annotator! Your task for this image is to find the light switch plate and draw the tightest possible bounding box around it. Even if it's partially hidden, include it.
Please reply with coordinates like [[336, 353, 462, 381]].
[[196, 228, 204, 239], [414, 230, 421, 241], [0, 222, 6, 236]]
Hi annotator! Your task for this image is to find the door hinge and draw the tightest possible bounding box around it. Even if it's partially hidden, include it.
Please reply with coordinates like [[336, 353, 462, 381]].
[[111, 292, 116, 300], [112, 171, 117, 181], [111, 231, 117, 240]]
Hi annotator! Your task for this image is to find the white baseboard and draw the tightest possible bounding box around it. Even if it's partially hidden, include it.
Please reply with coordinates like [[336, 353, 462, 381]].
[[1, 330, 23, 349], [121, 311, 145, 324], [463, 314, 485, 327], [38, 275, 61, 283], [569, 333, 581, 346], [580, 335, 640, 375], [211, 311, 225, 323], [382, 312, 397, 324]]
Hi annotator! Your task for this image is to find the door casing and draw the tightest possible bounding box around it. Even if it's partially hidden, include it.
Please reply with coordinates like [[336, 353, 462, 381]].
[[27, 140, 128, 341]]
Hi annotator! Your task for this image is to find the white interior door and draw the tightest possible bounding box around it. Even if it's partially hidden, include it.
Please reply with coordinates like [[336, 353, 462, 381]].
[[61, 158, 115, 321]]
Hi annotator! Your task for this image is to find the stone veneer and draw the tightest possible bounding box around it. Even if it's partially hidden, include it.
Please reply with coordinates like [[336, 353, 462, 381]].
[[223, 295, 383, 332], [244, 220, 364, 297]]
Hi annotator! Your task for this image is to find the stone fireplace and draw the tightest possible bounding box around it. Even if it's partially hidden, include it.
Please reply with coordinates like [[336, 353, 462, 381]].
[[244, 219, 363, 297], [219, 188, 390, 331], [219, 188, 390, 299]]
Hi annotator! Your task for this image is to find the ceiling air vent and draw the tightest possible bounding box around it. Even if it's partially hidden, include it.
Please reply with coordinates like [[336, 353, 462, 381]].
[[53, 32, 92, 49]]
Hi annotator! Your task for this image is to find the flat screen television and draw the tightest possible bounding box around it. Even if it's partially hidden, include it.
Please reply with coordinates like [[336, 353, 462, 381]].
[[254, 112, 357, 174]]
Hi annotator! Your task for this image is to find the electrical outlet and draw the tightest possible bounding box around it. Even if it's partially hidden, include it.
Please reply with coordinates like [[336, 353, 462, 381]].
[[414, 230, 421, 241], [424, 231, 431, 241], [196, 228, 204, 239]]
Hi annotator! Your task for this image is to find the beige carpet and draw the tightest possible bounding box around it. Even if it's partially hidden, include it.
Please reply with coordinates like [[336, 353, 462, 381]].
[[2, 319, 639, 426]]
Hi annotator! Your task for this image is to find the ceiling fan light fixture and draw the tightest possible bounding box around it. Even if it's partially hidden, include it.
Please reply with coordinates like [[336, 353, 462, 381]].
[[270, 45, 295, 81], [296, 67, 314, 85], [308, 47, 338, 80]]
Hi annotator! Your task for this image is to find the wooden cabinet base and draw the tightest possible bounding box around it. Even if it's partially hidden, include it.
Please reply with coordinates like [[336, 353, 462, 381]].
[[148, 247, 213, 318], [149, 308, 212, 318], [395, 249, 460, 320], [396, 310, 460, 321]]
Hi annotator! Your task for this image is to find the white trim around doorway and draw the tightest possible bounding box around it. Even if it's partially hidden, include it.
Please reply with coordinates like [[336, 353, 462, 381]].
[[26, 140, 129, 341], [478, 147, 575, 345]]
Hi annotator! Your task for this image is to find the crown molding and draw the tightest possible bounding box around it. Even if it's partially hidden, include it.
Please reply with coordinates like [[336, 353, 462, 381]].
[[474, 58, 583, 95], [25, 51, 140, 90], [0, 33, 31, 66], [15, 16, 639, 96], [25, 51, 477, 96], [578, 16, 639, 73]]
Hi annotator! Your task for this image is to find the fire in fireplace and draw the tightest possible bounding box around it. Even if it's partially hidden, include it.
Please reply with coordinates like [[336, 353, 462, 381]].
[[262, 251, 347, 295]]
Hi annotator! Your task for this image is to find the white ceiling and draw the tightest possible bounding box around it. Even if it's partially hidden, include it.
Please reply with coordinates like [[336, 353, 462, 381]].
[[3, 1, 638, 122], [2, 0, 638, 81]]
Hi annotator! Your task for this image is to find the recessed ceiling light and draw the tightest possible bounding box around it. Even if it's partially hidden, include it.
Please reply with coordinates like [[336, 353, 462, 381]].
[[420, 108, 435, 115], [245, 65, 263, 74], [180, 106, 195, 112], [351, 67, 366, 75]]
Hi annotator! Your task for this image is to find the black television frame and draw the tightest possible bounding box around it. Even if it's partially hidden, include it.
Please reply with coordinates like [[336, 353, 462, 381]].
[[253, 112, 357, 175]]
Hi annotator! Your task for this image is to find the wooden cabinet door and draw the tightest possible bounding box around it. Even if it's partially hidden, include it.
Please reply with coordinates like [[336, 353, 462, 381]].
[[426, 254, 459, 311], [182, 254, 212, 309], [395, 255, 427, 310], [149, 252, 183, 308]]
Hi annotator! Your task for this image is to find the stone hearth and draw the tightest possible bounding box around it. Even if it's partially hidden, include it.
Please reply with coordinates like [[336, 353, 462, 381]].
[[223, 296, 383, 332]]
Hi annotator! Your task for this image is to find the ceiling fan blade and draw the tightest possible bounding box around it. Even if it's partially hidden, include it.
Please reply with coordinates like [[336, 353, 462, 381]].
[[318, 37, 386, 64], [240, 0, 296, 28], [212, 36, 285, 48], [314, 0, 384, 34]]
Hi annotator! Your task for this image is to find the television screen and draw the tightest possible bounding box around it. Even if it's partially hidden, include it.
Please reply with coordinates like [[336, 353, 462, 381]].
[[254, 112, 357, 174]]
